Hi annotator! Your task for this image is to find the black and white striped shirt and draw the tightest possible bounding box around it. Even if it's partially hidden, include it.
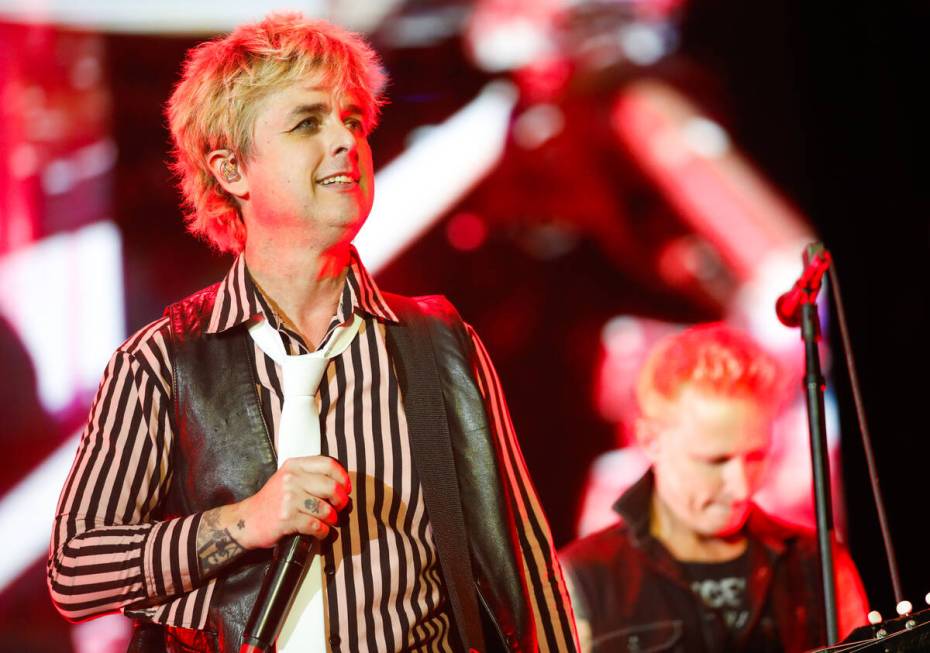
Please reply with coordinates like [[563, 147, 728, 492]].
[[48, 249, 577, 651]]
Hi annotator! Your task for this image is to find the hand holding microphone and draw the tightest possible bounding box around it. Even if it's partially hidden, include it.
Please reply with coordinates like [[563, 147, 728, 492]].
[[239, 456, 351, 653], [237, 455, 350, 549]]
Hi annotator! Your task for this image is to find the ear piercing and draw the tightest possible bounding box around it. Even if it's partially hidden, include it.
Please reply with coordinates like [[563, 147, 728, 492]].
[[221, 159, 240, 183]]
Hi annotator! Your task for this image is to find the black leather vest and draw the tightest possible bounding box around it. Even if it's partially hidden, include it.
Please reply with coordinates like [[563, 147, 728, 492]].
[[131, 285, 535, 652]]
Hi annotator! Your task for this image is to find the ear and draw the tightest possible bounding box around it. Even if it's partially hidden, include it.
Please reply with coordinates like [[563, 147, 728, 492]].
[[207, 149, 249, 199], [635, 416, 661, 461]]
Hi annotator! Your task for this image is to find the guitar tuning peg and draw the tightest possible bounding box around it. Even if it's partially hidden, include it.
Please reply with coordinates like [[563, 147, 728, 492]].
[[868, 610, 882, 625], [896, 600, 913, 617]]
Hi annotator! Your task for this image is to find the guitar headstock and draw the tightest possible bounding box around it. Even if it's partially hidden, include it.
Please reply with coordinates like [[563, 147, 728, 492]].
[[811, 600, 930, 652]]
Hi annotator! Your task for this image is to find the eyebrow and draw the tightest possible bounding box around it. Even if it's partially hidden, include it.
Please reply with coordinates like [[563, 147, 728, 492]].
[[286, 103, 366, 122], [286, 103, 329, 122]]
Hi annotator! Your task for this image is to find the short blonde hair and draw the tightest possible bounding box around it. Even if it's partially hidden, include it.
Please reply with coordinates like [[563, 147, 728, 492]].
[[166, 13, 387, 253], [636, 323, 782, 419]]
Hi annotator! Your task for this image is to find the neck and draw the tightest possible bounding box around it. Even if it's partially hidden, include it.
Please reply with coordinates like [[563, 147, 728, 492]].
[[244, 235, 352, 348], [649, 493, 747, 563]]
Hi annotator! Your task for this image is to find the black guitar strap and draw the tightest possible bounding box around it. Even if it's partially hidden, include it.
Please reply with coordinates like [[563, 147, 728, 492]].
[[384, 294, 486, 653]]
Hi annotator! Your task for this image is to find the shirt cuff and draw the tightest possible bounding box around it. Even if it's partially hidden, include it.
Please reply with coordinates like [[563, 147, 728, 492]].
[[142, 512, 204, 600]]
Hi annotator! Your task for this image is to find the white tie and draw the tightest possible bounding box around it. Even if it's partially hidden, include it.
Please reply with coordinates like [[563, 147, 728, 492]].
[[247, 313, 362, 653]]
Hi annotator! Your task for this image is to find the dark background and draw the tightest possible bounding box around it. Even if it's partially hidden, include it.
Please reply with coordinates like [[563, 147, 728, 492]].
[[682, 0, 929, 610]]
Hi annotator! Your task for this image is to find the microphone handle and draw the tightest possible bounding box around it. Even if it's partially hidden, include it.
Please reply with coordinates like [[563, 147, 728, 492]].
[[241, 535, 315, 653]]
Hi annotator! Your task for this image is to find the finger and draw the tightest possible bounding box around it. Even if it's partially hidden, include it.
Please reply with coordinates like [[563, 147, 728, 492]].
[[330, 484, 350, 512], [291, 456, 351, 491], [295, 515, 330, 540], [295, 474, 350, 511], [297, 495, 338, 526]]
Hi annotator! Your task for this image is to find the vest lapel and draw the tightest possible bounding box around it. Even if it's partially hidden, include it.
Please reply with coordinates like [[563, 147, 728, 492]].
[[166, 285, 279, 650], [168, 296, 277, 514]]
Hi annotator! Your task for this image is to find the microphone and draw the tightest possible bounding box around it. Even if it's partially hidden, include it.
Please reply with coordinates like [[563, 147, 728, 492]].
[[240, 535, 315, 653], [775, 243, 832, 327]]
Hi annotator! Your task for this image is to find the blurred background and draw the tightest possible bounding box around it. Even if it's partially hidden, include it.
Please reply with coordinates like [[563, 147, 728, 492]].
[[0, 0, 926, 650]]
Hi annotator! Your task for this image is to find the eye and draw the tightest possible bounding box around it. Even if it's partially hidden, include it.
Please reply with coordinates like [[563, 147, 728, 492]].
[[292, 116, 320, 132], [344, 116, 366, 133]]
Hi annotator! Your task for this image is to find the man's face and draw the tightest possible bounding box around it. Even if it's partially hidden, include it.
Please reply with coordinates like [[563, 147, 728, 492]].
[[643, 387, 772, 538], [240, 76, 375, 244]]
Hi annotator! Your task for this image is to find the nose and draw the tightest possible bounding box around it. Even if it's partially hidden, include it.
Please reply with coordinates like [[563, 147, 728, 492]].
[[329, 120, 358, 158], [725, 457, 751, 502]]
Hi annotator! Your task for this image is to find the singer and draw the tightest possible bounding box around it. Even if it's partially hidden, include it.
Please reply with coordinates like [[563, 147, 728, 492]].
[[559, 324, 868, 652], [47, 14, 577, 652]]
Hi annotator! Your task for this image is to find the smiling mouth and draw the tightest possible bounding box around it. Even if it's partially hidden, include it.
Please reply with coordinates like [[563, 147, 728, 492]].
[[317, 174, 358, 187]]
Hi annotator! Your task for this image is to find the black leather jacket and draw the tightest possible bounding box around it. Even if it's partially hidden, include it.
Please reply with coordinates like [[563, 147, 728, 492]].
[[128, 286, 537, 652]]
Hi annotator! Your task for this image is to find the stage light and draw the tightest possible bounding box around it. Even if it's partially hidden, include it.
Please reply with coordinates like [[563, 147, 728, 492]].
[[446, 212, 488, 252], [355, 81, 517, 272], [0, 430, 79, 592], [0, 221, 124, 413]]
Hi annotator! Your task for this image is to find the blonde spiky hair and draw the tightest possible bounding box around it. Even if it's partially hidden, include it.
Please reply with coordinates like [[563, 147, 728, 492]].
[[166, 13, 387, 253], [636, 323, 782, 419]]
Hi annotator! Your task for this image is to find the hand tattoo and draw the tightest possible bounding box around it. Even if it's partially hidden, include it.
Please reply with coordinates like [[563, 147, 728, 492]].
[[197, 508, 244, 576], [304, 498, 320, 515]]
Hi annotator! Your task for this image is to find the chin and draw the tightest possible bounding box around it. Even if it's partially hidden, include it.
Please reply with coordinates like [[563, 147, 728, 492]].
[[712, 522, 743, 538], [712, 509, 751, 537], [319, 210, 365, 233]]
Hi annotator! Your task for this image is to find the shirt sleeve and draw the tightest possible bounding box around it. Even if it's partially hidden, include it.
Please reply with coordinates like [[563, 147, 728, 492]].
[[466, 324, 580, 652], [46, 319, 204, 622], [560, 565, 594, 653]]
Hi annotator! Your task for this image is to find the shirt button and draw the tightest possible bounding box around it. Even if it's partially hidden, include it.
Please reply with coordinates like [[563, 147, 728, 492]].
[[325, 564, 336, 576], [329, 634, 340, 648]]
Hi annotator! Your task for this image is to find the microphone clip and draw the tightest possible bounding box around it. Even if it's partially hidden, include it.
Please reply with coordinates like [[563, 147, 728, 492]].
[[775, 243, 832, 328]]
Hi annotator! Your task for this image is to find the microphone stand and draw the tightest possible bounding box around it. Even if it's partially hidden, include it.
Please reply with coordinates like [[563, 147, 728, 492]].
[[781, 241, 907, 649], [801, 296, 839, 645], [786, 243, 839, 645]]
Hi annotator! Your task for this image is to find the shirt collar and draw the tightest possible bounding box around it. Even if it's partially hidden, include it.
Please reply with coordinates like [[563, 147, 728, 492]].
[[343, 245, 399, 323], [206, 245, 397, 335]]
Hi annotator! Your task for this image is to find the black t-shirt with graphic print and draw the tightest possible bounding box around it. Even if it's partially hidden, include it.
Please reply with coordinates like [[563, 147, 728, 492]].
[[683, 547, 782, 652], [684, 550, 751, 633]]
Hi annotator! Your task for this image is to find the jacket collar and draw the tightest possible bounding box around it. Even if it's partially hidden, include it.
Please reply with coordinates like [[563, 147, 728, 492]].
[[611, 467, 655, 547], [612, 468, 794, 556], [205, 245, 398, 335]]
